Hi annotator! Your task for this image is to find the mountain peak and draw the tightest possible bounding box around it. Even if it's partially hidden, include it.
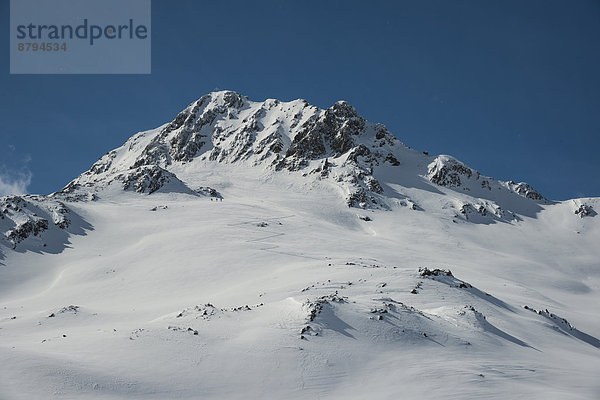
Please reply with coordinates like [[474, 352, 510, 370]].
[[201, 90, 248, 108], [58, 92, 547, 220]]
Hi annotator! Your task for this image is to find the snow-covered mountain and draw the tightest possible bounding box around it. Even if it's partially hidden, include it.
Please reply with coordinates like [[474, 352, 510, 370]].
[[1, 91, 598, 399], [60, 90, 545, 211]]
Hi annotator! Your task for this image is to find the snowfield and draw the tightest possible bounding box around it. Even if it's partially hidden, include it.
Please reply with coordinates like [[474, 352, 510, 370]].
[[1, 92, 598, 399]]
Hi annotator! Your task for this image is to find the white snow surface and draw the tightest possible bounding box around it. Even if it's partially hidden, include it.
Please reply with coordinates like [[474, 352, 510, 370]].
[[0, 92, 599, 399]]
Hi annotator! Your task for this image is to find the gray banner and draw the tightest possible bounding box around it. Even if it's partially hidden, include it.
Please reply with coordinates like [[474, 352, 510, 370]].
[[10, 0, 151, 74]]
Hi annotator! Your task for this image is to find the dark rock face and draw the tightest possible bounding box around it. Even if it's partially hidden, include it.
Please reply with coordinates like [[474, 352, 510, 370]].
[[195, 186, 222, 199], [385, 154, 400, 166], [346, 188, 370, 208], [283, 119, 327, 166], [50, 202, 71, 229], [1, 196, 27, 214], [280, 102, 365, 170], [168, 99, 221, 162], [428, 160, 473, 188], [510, 182, 544, 201], [89, 150, 117, 175], [6, 218, 49, 244], [1, 195, 72, 248], [322, 101, 365, 155], [419, 267, 453, 277], [139, 92, 250, 166], [366, 176, 384, 194], [575, 203, 596, 218], [117, 165, 176, 194], [460, 203, 488, 218], [132, 138, 172, 169], [428, 156, 545, 202]]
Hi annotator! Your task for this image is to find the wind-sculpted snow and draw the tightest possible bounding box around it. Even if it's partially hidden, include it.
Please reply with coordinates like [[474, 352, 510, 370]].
[[523, 306, 600, 349]]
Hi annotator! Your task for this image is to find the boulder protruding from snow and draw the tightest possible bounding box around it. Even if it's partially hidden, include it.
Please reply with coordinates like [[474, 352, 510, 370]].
[[574, 202, 596, 218], [116, 165, 180, 194]]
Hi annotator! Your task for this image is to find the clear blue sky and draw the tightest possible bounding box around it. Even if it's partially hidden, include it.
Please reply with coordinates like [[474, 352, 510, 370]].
[[1, 0, 599, 200]]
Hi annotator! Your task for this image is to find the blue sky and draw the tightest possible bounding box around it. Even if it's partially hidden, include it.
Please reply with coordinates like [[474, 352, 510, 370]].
[[1, 0, 599, 200]]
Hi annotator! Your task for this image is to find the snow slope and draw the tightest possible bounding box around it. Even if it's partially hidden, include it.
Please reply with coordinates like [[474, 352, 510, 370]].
[[0, 92, 598, 399]]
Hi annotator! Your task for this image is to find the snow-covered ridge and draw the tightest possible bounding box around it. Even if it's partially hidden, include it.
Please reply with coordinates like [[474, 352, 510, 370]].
[[59, 90, 546, 212], [427, 155, 543, 200]]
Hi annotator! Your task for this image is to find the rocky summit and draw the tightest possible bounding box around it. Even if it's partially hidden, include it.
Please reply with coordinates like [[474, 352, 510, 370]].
[[59, 91, 546, 212]]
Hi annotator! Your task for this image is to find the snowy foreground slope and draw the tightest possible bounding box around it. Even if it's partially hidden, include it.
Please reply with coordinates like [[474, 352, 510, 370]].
[[1, 92, 599, 399]]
